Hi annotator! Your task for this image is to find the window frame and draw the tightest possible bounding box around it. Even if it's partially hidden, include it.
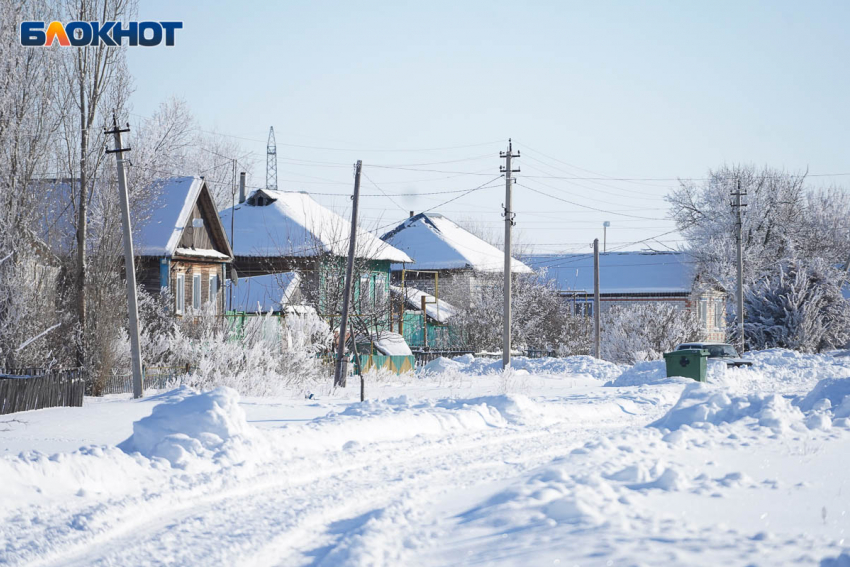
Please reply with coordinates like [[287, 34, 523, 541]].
[[208, 273, 219, 304], [192, 273, 202, 310], [175, 274, 185, 315], [698, 298, 708, 325], [713, 298, 725, 330]]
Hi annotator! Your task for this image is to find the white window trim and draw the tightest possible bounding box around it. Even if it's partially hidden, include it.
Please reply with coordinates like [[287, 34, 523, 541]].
[[698, 299, 708, 325], [192, 274, 202, 310], [175, 274, 185, 315], [713, 298, 725, 330], [208, 274, 218, 304]]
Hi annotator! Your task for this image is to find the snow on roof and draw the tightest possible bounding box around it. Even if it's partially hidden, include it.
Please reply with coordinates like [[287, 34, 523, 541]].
[[524, 251, 695, 294], [219, 190, 412, 263], [380, 213, 532, 273], [136, 176, 204, 256], [173, 247, 230, 260], [373, 332, 413, 356], [226, 272, 301, 313], [356, 331, 413, 356], [390, 285, 458, 324]]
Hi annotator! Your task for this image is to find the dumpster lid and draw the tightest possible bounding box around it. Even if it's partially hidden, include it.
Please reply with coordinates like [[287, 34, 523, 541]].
[[664, 349, 709, 357]]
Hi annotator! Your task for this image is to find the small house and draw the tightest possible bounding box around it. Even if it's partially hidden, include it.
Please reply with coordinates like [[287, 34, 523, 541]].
[[218, 189, 412, 326], [380, 212, 532, 297], [390, 285, 461, 349], [136, 176, 233, 315], [523, 251, 726, 342]]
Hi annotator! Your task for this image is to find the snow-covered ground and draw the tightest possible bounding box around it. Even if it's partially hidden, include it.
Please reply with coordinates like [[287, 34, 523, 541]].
[[2, 350, 850, 566]]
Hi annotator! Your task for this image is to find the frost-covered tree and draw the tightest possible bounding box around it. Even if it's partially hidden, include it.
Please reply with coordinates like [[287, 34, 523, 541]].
[[0, 0, 70, 369], [667, 164, 850, 293], [601, 303, 702, 364], [737, 258, 850, 353], [444, 271, 590, 354]]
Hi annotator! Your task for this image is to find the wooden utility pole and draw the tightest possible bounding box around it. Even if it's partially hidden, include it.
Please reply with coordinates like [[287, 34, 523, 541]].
[[593, 238, 601, 359], [732, 179, 747, 353], [334, 160, 362, 388], [500, 140, 520, 369], [106, 116, 143, 398]]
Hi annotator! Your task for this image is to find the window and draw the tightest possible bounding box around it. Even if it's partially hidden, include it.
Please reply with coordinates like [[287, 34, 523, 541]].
[[358, 274, 372, 312], [713, 298, 725, 330], [574, 301, 593, 317], [375, 273, 387, 306], [175, 274, 185, 315], [698, 299, 708, 325], [209, 274, 219, 304], [193, 274, 202, 310]]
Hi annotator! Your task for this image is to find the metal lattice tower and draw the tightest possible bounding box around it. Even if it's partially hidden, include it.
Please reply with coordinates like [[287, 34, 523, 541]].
[[266, 126, 278, 190]]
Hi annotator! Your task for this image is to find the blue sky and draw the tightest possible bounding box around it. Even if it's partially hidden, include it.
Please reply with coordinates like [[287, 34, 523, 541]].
[[128, 1, 850, 253]]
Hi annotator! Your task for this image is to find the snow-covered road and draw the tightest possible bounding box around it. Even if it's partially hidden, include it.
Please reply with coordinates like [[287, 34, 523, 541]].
[[2, 351, 850, 566]]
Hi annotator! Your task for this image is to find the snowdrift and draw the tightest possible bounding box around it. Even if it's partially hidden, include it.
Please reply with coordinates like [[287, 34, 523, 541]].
[[119, 386, 256, 469], [651, 376, 850, 432]]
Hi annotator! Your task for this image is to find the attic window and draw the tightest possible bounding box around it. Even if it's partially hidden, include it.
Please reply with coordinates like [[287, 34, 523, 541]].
[[192, 218, 204, 228], [247, 193, 276, 207]]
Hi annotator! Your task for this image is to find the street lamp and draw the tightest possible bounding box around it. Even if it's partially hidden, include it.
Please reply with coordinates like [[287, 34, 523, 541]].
[[603, 221, 611, 253]]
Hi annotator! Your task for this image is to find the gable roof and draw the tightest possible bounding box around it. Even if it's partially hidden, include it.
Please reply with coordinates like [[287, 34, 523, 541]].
[[218, 189, 412, 263], [380, 213, 531, 273], [136, 176, 233, 259], [524, 251, 695, 294]]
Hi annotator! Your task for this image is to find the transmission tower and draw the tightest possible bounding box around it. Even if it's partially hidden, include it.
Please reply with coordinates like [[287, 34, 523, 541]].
[[266, 126, 278, 190]]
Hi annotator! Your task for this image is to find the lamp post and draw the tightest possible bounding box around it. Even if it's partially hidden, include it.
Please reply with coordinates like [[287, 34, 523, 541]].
[[603, 221, 611, 253]]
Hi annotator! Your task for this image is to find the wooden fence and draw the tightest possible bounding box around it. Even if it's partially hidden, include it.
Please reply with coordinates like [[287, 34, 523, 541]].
[[0, 368, 85, 415], [101, 365, 193, 395]]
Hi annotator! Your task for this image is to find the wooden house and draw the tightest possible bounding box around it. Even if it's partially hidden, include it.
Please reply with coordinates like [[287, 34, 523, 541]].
[[135, 176, 233, 316], [523, 251, 727, 342], [379, 212, 532, 298], [218, 189, 412, 323]]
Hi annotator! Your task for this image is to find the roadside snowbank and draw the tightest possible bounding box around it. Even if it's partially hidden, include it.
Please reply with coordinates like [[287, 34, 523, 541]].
[[422, 354, 622, 381], [119, 386, 256, 469], [651, 376, 850, 433]]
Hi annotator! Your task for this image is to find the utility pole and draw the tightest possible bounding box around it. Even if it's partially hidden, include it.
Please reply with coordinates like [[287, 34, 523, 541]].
[[500, 139, 520, 369], [334, 160, 362, 388], [228, 170, 243, 312], [732, 179, 747, 353], [106, 115, 143, 399], [593, 238, 601, 359]]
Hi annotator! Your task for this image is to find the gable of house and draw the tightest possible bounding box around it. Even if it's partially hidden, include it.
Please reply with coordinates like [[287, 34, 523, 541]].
[[137, 176, 233, 260], [380, 212, 531, 274]]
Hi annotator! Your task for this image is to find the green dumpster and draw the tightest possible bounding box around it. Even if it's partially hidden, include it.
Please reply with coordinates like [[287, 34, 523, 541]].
[[663, 349, 709, 382]]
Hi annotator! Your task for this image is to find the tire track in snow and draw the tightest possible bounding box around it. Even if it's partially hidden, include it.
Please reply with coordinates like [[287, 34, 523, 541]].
[[11, 391, 676, 567]]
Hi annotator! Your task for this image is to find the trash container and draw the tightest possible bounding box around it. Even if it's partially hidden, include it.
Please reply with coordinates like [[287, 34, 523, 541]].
[[663, 349, 709, 382]]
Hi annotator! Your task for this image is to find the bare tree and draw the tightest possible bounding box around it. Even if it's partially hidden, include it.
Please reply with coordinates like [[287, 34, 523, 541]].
[[53, 0, 136, 368]]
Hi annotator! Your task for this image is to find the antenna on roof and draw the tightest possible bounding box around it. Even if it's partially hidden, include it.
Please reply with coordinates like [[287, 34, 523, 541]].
[[266, 126, 277, 191]]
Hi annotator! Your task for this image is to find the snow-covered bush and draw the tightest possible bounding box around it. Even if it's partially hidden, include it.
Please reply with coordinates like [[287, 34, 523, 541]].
[[116, 289, 333, 396], [735, 258, 850, 353], [601, 303, 701, 364]]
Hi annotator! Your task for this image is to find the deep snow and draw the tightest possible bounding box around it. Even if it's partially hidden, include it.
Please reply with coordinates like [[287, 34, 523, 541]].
[[1, 349, 849, 566]]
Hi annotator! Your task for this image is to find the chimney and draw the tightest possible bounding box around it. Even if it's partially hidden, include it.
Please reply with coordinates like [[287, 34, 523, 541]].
[[238, 172, 246, 204], [409, 211, 414, 218]]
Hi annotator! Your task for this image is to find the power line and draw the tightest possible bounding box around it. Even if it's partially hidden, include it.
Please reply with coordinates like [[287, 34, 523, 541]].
[[517, 182, 670, 221]]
